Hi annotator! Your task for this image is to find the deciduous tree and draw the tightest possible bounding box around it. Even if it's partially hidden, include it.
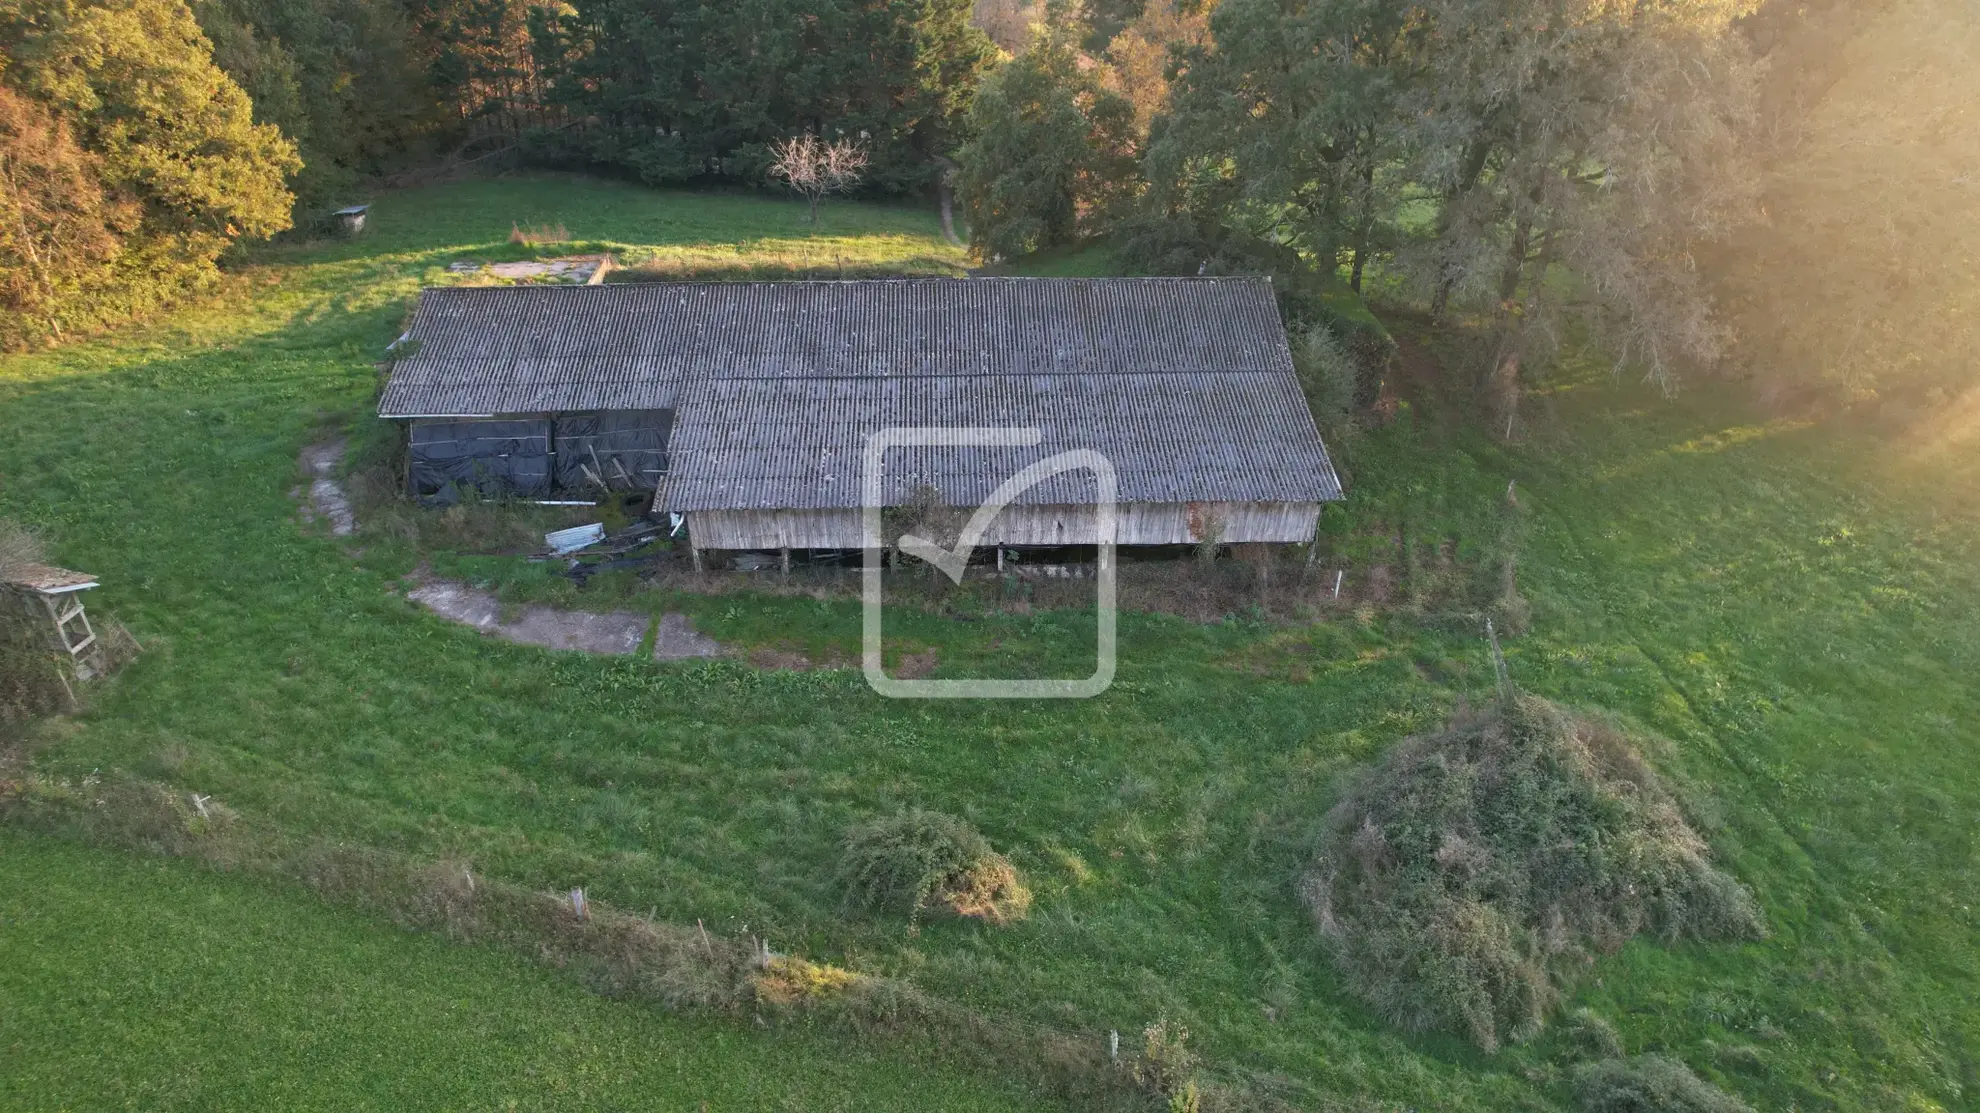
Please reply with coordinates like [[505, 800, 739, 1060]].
[[1709, 0, 1980, 413], [0, 0, 298, 346], [769, 133, 870, 225], [956, 17, 1136, 260], [0, 86, 134, 346]]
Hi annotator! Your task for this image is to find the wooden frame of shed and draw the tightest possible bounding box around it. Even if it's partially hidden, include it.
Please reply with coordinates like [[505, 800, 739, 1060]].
[[378, 277, 1343, 555]]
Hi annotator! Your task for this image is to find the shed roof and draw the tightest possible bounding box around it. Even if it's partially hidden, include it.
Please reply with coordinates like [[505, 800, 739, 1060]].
[[380, 277, 1342, 509], [1, 564, 98, 594]]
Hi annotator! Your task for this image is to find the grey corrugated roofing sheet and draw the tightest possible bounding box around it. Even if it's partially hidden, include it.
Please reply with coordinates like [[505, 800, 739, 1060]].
[[379, 277, 1342, 508]]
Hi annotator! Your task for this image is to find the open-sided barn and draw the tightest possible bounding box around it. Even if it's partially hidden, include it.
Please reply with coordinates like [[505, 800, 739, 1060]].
[[377, 277, 1344, 555]]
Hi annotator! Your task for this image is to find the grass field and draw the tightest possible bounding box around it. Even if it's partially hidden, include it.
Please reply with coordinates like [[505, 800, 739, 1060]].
[[0, 831, 1049, 1112], [2, 174, 1977, 1111]]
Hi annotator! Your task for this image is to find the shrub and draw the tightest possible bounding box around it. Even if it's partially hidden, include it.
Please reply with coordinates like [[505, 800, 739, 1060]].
[[1302, 695, 1764, 1051], [1294, 324, 1361, 465], [1573, 1055, 1754, 1113], [1125, 1019, 1199, 1107], [838, 808, 1031, 925]]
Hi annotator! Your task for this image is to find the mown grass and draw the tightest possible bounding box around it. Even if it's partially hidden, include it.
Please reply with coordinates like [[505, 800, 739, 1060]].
[[1, 174, 1976, 1111], [0, 831, 1051, 1112]]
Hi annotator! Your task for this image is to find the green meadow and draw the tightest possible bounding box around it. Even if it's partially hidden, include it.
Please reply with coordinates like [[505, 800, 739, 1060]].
[[2, 176, 1976, 1111]]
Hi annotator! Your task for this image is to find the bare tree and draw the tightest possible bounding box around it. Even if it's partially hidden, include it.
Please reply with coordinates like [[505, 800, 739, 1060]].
[[768, 133, 869, 226]]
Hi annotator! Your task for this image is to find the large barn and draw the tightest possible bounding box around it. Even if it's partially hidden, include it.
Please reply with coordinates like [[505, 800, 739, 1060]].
[[377, 277, 1344, 557]]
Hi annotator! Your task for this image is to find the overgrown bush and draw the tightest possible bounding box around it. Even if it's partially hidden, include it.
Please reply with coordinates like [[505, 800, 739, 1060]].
[[1294, 325, 1360, 467], [1124, 1019, 1200, 1110], [1302, 694, 1765, 1051], [0, 521, 58, 729], [1573, 1055, 1754, 1113], [0, 635, 68, 732], [838, 808, 1031, 925]]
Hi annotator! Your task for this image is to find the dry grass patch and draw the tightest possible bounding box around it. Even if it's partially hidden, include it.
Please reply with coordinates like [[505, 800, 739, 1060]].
[[508, 221, 570, 245], [839, 808, 1032, 927]]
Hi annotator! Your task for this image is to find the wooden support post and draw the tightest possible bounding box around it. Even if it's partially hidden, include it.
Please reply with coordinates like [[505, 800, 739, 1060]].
[[779, 546, 790, 578], [996, 547, 1005, 572], [690, 545, 703, 574]]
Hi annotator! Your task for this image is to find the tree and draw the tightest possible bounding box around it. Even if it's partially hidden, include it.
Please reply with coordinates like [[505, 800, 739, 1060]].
[[0, 0, 298, 347], [1101, 0, 1208, 135], [1136, 0, 1408, 295], [527, 0, 994, 196], [971, 0, 1040, 53], [1138, 0, 1761, 412], [194, 0, 446, 216], [769, 133, 870, 225], [1391, 0, 1762, 401], [0, 85, 134, 346], [1707, 0, 1980, 414], [956, 17, 1136, 260]]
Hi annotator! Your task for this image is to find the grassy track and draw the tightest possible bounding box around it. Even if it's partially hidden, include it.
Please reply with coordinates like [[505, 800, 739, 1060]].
[[0, 831, 1050, 1112], [1, 175, 1976, 1110]]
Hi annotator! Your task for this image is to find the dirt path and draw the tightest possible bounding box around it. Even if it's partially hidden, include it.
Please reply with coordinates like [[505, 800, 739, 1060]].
[[298, 440, 356, 537]]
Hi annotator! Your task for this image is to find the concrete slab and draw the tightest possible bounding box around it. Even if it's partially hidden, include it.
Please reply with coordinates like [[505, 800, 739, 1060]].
[[652, 612, 723, 660]]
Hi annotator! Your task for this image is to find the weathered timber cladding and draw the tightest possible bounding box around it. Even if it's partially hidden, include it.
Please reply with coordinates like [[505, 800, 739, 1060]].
[[688, 501, 1320, 549]]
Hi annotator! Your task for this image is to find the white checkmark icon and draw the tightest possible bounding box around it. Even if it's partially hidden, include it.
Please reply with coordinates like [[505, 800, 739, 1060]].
[[897, 450, 1113, 583]]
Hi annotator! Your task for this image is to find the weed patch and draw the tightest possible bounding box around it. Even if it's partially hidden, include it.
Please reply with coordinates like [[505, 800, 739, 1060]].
[[839, 808, 1032, 927]]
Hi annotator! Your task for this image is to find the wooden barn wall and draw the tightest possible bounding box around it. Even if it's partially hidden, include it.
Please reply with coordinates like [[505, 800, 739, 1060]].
[[687, 501, 1320, 549]]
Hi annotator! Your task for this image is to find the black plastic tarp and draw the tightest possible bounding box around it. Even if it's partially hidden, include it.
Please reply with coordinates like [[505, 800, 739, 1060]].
[[552, 410, 670, 492], [407, 412, 670, 506], [409, 419, 552, 505]]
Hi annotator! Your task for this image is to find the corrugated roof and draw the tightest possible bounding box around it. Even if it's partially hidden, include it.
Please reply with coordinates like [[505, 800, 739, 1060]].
[[663, 370, 1340, 509], [380, 277, 1342, 508]]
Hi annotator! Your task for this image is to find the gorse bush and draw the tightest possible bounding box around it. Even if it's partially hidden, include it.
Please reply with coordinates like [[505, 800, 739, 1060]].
[[838, 809, 1030, 925], [1302, 694, 1764, 1051], [1573, 1055, 1754, 1113]]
